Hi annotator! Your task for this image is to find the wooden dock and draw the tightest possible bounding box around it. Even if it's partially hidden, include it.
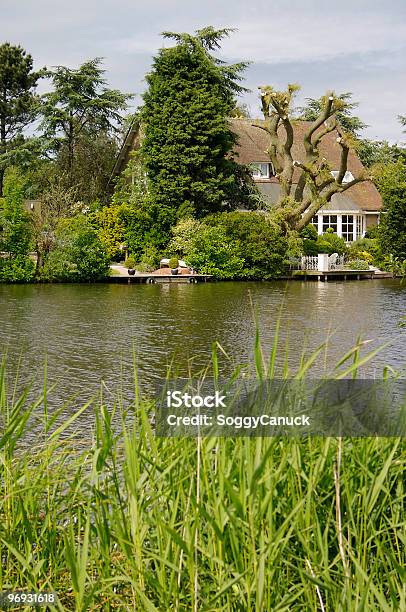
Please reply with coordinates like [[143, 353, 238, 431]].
[[108, 273, 212, 284], [284, 269, 376, 281]]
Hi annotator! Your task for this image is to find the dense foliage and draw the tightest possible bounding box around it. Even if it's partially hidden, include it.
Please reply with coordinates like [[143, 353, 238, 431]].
[[40, 59, 131, 203], [0, 170, 35, 282], [0, 37, 405, 282], [0, 43, 41, 196], [301, 225, 347, 256], [374, 160, 406, 260], [169, 212, 288, 279], [140, 27, 253, 245], [41, 216, 110, 282]]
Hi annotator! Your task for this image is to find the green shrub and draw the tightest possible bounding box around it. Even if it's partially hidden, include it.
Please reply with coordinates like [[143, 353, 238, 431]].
[[168, 257, 179, 269], [301, 229, 347, 256], [364, 224, 380, 239], [0, 169, 33, 257], [347, 237, 381, 265], [315, 239, 335, 254], [203, 212, 288, 279], [344, 259, 370, 270], [124, 256, 136, 269], [0, 255, 35, 282], [302, 239, 320, 255], [41, 216, 110, 282], [168, 212, 288, 279], [320, 229, 347, 255], [300, 224, 318, 241], [135, 245, 160, 273], [186, 225, 245, 279]]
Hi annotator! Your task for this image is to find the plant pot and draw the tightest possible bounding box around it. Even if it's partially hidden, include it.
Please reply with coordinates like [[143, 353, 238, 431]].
[[171, 269, 178, 275], [128, 268, 136, 276]]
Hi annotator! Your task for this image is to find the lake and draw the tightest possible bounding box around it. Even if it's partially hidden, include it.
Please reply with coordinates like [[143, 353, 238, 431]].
[[0, 280, 405, 409]]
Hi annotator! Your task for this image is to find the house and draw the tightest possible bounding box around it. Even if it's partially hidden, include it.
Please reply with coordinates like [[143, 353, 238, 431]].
[[111, 118, 382, 242], [231, 118, 382, 242]]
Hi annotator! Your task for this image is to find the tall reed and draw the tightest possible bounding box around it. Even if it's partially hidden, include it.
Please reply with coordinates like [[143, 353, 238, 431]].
[[0, 339, 404, 611]]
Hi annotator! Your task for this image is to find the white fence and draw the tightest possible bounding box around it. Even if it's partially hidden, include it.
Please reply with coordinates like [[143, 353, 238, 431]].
[[289, 254, 345, 272]]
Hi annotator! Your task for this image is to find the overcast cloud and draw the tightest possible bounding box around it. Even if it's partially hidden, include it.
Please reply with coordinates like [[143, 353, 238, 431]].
[[2, 0, 406, 141]]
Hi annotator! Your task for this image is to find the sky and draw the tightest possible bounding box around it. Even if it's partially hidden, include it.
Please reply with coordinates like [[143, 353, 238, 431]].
[[2, 0, 406, 142]]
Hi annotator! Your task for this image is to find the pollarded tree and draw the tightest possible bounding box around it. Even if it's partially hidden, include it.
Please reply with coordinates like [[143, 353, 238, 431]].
[[255, 85, 371, 231], [298, 92, 367, 138], [0, 43, 42, 196], [141, 27, 252, 232]]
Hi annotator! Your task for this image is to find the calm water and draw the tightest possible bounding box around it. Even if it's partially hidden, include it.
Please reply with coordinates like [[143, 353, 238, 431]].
[[0, 280, 405, 409]]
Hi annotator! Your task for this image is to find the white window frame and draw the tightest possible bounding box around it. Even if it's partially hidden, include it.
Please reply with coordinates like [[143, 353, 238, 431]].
[[250, 162, 273, 179]]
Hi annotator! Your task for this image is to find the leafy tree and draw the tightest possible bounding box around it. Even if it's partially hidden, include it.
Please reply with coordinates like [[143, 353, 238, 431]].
[[0, 168, 35, 282], [55, 129, 120, 203], [256, 85, 371, 231], [298, 92, 367, 137], [0, 43, 42, 196], [41, 215, 110, 281], [93, 204, 126, 259], [40, 58, 131, 200], [358, 139, 405, 168], [375, 159, 406, 259], [141, 27, 251, 238]]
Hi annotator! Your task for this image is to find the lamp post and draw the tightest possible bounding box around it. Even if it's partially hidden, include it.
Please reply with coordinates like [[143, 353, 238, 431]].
[[119, 243, 128, 262]]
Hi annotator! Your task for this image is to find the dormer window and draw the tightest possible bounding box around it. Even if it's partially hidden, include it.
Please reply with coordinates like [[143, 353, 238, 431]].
[[331, 170, 354, 183], [250, 162, 273, 179]]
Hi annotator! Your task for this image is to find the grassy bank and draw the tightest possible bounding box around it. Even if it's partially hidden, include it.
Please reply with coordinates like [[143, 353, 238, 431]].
[[0, 353, 405, 611]]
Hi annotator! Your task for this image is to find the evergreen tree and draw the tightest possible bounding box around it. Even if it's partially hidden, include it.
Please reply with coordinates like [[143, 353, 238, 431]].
[[141, 27, 251, 241], [40, 58, 131, 201], [0, 43, 42, 196]]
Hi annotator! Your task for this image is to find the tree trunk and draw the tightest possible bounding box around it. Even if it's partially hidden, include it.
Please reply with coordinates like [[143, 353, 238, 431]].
[[0, 114, 6, 197]]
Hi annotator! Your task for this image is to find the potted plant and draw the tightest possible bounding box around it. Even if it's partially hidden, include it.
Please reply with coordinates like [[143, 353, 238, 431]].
[[124, 256, 136, 275], [168, 257, 179, 275]]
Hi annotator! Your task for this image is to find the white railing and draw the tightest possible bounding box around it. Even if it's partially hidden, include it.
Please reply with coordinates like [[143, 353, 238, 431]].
[[290, 254, 345, 272]]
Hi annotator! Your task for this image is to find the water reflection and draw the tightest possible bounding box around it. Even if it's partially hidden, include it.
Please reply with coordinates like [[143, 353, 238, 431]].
[[0, 280, 405, 409]]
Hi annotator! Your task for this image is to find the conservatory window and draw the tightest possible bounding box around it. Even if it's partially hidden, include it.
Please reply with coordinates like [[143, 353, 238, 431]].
[[341, 215, 354, 241], [322, 215, 337, 233]]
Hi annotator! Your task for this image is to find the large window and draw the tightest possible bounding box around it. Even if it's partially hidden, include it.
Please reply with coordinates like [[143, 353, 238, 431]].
[[356, 216, 363, 238], [250, 162, 273, 179], [342, 215, 354, 241], [310, 215, 318, 229], [322, 215, 337, 233]]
